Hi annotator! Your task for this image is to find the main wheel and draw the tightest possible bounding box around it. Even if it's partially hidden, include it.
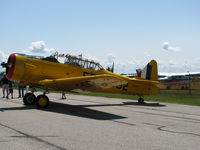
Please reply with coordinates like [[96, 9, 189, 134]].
[[36, 95, 49, 108], [138, 97, 144, 104], [23, 93, 36, 105]]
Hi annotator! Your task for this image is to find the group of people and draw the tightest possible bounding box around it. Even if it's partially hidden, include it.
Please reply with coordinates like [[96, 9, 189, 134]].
[[1, 75, 25, 99], [1, 75, 67, 100]]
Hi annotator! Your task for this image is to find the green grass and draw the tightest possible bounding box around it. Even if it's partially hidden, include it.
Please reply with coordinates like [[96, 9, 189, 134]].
[[144, 93, 200, 106], [67, 92, 200, 106]]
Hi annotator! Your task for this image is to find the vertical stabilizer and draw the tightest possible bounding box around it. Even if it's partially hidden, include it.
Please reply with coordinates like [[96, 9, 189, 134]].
[[141, 60, 158, 81]]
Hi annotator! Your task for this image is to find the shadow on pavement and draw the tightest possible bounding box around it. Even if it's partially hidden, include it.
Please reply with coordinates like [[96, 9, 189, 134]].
[[0, 106, 35, 112], [0, 102, 126, 120], [43, 101, 126, 120], [74, 101, 166, 108], [122, 102, 166, 107], [0, 100, 165, 120]]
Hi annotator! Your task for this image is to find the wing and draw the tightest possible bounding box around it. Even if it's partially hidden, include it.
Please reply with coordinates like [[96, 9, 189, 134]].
[[39, 74, 128, 93]]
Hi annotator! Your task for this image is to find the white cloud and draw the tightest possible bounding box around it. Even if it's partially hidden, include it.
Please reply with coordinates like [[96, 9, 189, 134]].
[[194, 57, 200, 62], [143, 51, 151, 58], [157, 59, 200, 73], [0, 51, 8, 63], [114, 61, 138, 74], [83, 53, 99, 62], [106, 53, 115, 64], [28, 41, 55, 54], [162, 42, 181, 52], [1, 40, 199, 74]]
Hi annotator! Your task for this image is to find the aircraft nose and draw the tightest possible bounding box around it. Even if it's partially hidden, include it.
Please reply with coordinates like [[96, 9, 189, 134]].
[[4, 53, 16, 80]]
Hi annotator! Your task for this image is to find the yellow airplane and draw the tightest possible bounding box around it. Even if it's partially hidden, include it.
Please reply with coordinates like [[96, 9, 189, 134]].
[[2, 53, 160, 108]]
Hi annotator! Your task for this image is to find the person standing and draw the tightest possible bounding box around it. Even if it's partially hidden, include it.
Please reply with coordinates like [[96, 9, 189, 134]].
[[61, 91, 66, 99], [25, 85, 29, 94], [18, 83, 24, 98], [1, 75, 9, 98], [8, 81, 14, 99]]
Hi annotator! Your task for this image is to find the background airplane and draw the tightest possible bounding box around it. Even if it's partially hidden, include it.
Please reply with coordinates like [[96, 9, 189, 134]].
[[1, 53, 160, 108], [158, 72, 200, 90]]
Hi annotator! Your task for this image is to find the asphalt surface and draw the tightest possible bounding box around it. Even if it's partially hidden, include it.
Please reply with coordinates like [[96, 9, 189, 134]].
[[0, 89, 200, 150]]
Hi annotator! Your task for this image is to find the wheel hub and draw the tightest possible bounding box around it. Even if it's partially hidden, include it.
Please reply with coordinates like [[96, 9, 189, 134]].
[[39, 97, 48, 107]]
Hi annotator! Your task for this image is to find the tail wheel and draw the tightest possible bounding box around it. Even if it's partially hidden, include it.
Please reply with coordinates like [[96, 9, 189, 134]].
[[36, 95, 49, 108], [23, 93, 36, 105], [138, 98, 144, 104]]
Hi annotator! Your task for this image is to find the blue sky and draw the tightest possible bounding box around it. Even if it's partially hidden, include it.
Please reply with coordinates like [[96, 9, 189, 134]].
[[0, 0, 200, 73]]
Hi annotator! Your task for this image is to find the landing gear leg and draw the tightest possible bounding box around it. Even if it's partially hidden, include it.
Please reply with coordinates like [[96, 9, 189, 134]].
[[138, 97, 144, 104], [43, 88, 49, 95]]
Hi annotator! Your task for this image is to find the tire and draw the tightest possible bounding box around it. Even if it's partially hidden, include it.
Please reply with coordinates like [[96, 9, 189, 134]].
[[36, 95, 49, 108], [23, 93, 36, 105], [138, 98, 144, 104]]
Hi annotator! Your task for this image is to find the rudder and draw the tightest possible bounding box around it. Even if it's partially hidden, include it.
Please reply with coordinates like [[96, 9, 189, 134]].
[[141, 60, 158, 81]]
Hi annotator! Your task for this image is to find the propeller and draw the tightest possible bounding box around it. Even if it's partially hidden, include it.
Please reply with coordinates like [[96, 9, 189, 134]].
[[1, 62, 12, 68]]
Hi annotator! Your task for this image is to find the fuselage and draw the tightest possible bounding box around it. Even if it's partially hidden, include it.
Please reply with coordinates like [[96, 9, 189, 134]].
[[6, 53, 159, 96]]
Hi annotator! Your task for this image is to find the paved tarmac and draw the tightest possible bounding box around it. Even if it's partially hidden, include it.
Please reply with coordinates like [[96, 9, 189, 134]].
[[0, 90, 200, 150]]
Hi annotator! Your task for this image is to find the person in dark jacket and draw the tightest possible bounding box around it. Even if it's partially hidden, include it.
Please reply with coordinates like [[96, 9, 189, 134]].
[[1, 75, 9, 98]]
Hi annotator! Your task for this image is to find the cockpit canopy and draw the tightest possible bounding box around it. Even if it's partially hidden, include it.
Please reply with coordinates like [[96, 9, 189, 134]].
[[64, 55, 104, 71]]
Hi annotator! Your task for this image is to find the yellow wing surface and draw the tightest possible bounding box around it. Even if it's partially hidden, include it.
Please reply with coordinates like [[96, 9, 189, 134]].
[[38, 74, 159, 95], [39, 74, 128, 93]]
